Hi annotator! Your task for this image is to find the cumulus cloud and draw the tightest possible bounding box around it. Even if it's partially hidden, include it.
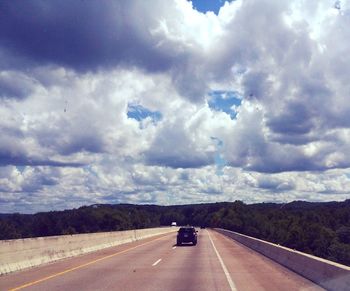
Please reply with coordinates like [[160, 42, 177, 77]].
[[0, 0, 224, 102], [1, 0, 350, 212], [0, 71, 38, 100], [209, 0, 350, 174]]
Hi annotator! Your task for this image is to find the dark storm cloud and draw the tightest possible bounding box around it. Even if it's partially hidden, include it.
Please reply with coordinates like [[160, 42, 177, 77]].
[[270, 134, 316, 146], [0, 125, 24, 139], [0, 152, 83, 167], [0, 71, 37, 99], [0, 0, 173, 72], [33, 119, 107, 156], [146, 153, 213, 169], [58, 135, 105, 156], [267, 102, 314, 136], [37, 131, 106, 156], [242, 71, 272, 100], [243, 144, 350, 174], [246, 156, 317, 174], [0, 134, 84, 167], [0, 0, 208, 102], [0, 78, 28, 99], [257, 178, 295, 192], [20, 169, 60, 193]]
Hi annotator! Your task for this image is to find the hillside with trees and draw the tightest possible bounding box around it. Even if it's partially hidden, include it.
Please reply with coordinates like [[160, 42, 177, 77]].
[[1, 200, 349, 266]]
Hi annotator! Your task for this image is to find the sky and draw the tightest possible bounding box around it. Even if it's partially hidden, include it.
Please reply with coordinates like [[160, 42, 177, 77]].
[[1, 0, 350, 213]]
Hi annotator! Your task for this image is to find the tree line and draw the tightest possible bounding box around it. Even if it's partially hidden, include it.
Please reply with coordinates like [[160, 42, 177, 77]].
[[0, 200, 349, 266]]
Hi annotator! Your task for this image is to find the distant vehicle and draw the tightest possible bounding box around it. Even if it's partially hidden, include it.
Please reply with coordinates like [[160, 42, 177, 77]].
[[176, 226, 197, 246], [200, 225, 206, 229], [171, 222, 177, 226]]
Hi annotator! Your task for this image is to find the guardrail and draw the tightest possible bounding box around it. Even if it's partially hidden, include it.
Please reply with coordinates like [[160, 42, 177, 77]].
[[0, 227, 176, 275], [215, 228, 350, 291]]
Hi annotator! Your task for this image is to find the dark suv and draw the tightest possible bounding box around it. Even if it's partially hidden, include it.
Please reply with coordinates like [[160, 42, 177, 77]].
[[176, 226, 197, 246]]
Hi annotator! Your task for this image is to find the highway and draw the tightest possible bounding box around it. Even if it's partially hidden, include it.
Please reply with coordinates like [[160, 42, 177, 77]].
[[0, 229, 324, 291]]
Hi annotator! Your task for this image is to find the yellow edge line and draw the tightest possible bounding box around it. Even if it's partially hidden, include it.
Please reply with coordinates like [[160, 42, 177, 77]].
[[9, 232, 173, 291]]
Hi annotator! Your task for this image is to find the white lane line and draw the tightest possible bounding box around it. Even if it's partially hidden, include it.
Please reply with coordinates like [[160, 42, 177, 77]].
[[152, 259, 162, 266], [172, 246, 177, 249], [207, 230, 237, 291]]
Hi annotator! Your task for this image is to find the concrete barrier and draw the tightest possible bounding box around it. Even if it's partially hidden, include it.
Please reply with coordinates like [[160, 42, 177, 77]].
[[215, 228, 350, 291], [0, 227, 176, 275]]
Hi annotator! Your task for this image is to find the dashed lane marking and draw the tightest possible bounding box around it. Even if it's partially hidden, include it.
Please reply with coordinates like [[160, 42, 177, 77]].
[[152, 259, 162, 266], [9, 233, 174, 291]]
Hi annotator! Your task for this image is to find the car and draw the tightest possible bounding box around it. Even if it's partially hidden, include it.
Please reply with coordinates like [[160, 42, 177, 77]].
[[200, 225, 206, 229], [176, 226, 198, 246]]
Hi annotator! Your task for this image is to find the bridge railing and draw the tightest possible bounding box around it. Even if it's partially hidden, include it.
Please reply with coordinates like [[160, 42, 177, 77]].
[[0, 227, 176, 275]]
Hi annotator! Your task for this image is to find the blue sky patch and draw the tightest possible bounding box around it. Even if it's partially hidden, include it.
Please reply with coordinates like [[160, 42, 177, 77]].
[[208, 90, 242, 119], [191, 0, 231, 15], [127, 104, 162, 123]]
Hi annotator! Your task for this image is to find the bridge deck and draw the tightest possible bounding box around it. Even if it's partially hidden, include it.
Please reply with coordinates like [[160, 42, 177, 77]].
[[0, 229, 323, 291]]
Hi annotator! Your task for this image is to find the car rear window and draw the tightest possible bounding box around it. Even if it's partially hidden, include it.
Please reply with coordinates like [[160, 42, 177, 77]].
[[179, 228, 194, 233]]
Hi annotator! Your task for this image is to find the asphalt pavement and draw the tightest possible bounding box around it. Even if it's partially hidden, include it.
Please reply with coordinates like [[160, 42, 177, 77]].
[[0, 229, 324, 291]]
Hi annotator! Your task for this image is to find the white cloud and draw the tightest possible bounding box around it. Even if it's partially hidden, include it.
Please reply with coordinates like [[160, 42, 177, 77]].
[[1, 0, 350, 212]]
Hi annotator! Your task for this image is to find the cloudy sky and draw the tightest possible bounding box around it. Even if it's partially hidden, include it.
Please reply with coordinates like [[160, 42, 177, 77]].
[[1, 0, 350, 213]]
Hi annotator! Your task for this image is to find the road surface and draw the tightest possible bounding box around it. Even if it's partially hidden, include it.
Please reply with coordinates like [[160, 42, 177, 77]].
[[0, 229, 324, 291]]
